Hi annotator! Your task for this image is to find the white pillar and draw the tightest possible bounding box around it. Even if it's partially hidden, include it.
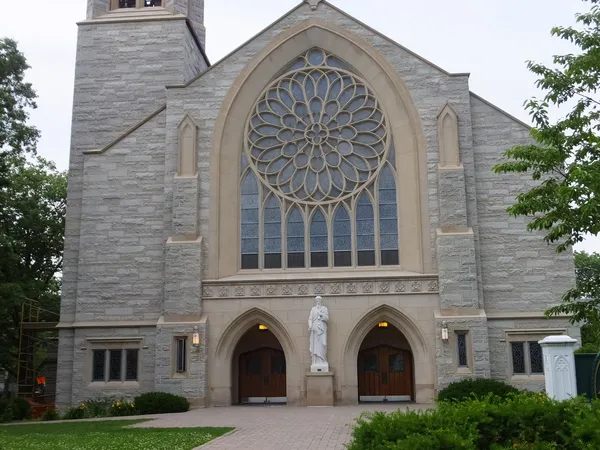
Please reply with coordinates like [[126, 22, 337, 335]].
[[539, 335, 578, 401]]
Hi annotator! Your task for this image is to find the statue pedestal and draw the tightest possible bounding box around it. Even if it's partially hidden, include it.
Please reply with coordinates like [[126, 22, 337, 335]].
[[310, 363, 329, 373], [306, 372, 334, 406]]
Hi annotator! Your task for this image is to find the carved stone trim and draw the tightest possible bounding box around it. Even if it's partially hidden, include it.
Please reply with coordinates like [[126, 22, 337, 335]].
[[201, 277, 439, 299]]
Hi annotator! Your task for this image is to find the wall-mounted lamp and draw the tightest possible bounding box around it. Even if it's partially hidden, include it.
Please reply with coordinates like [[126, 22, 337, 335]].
[[441, 321, 449, 342], [378, 321, 389, 328], [192, 326, 200, 347], [258, 324, 268, 331]]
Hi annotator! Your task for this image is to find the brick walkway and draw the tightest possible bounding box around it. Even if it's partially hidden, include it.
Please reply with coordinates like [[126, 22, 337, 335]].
[[133, 404, 429, 449]]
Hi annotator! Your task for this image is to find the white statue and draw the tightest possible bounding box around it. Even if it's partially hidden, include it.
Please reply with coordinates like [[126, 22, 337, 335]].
[[308, 296, 329, 372]]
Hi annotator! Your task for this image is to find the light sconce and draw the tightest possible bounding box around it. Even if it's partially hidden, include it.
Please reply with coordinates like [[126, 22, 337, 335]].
[[258, 324, 268, 331], [378, 321, 389, 329], [192, 326, 200, 347], [441, 321, 449, 342]]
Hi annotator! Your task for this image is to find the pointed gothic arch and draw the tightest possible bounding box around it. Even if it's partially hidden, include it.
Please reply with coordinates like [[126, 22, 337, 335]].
[[341, 303, 434, 404], [437, 103, 460, 167], [211, 307, 298, 406], [208, 19, 430, 279], [177, 113, 198, 177]]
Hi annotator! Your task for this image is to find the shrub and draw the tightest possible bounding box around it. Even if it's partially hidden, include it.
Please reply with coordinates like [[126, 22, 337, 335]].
[[9, 397, 32, 421], [110, 400, 138, 416], [575, 343, 600, 354], [0, 401, 13, 423], [0, 398, 32, 422], [134, 392, 189, 415], [62, 405, 86, 420], [437, 378, 520, 403], [41, 408, 60, 421], [347, 393, 600, 450], [80, 397, 113, 418]]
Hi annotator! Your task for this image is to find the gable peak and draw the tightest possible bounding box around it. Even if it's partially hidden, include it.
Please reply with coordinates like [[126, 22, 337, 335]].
[[306, 0, 324, 10]]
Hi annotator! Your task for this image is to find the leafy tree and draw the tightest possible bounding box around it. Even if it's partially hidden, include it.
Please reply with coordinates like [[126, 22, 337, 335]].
[[493, 1, 600, 254], [0, 38, 64, 395], [552, 251, 600, 352], [493, 1, 600, 324], [0, 156, 66, 393], [0, 38, 39, 186]]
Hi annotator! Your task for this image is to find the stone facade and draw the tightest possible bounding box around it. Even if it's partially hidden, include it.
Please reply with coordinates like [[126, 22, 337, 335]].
[[57, 0, 578, 409]]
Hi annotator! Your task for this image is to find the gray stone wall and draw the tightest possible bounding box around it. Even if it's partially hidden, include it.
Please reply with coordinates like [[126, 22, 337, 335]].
[[436, 317, 491, 389], [77, 112, 167, 322], [471, 96, 576, 312], [487, 318, 580, 391], [59, 7, 206, 407], [154, 321, 208, 407], [69, 327, 156, 406]]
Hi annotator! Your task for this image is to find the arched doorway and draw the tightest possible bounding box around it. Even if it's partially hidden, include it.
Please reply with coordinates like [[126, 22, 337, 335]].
[[233, 325, 287, 404], [357, 322, 414, 402]]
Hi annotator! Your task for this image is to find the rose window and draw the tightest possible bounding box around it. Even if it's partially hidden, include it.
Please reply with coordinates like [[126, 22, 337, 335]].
[[240, 49, 399, 271], [246, 49, 389, 203]]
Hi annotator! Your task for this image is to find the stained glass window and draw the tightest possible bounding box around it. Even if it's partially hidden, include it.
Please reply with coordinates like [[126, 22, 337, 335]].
[[356, 193, 375, 266], [126, 349, 139, 381], [287, 208, 305, 268], [333, 206, 351, 266], [379, 166, 399, 265], [529, 341, 544, 374], [264, 196, 282, 269], [247, 357, 261, 375], [241, 173, 259, 269], [240, 48, 399, 271], [118, 0, 136, 7], [389, 354, 405, 373], [511, 342, 526, 374], [364, 354, 379, 372], [144, 0, 163, 6], [271, 356, 286, 374], [109, 350, 122, 381], [175, 338, 186, 373], [457, 333, 468, 367], [92, 350, 105, 382], [310, 210, 328, 267]]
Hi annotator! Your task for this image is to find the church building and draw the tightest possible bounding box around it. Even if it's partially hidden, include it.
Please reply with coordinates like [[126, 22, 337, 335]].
[[56, 0, 579, 408]]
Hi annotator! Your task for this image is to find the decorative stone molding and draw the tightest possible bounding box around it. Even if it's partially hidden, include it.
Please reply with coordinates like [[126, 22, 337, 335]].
[[202, 277, 438, 299], [178, 113, 198, 177], [437, 103, 460, 167]]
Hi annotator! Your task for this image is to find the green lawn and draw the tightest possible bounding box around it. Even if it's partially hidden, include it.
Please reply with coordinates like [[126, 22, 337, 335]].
[[0, 420, 233, 450]]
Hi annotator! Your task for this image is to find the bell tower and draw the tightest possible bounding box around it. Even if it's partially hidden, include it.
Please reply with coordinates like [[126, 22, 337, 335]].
[[56, 0, 208, 409]]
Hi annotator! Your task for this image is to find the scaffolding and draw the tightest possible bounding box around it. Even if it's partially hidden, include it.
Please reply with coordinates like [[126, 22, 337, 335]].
[[17, 301, 59, 404]]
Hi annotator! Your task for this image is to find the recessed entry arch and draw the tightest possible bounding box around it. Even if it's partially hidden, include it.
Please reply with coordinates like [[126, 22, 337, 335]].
[[208, 19, 429, 279], [343, 303, 433, 404], [213, 307, 297, 405]]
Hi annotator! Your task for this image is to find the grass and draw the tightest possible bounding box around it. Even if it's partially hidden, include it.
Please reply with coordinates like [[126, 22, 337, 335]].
[[0, 420, 233, 450]]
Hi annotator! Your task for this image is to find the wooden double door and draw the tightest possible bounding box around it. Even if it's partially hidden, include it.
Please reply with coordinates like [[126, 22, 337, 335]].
[[239, 347, 286, 404], [358, 345, 413, 402]]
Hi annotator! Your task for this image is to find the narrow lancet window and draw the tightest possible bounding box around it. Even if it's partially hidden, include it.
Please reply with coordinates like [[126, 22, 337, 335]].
[[264, 196, 282, 269], [333, 206, 352, 267], [287, 208, 305, 268], [241, 173, 259, 269], [356, 193, 375, 266], [379, 166, 399, 265], [310, 209, 328, 267]]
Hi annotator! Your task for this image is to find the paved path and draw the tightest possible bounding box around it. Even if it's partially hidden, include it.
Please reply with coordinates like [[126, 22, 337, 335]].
[[133, 404, 429, 449]]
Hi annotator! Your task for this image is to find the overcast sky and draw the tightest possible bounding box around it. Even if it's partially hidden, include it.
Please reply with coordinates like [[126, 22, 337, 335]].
[[2, 0, 598, 253]]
